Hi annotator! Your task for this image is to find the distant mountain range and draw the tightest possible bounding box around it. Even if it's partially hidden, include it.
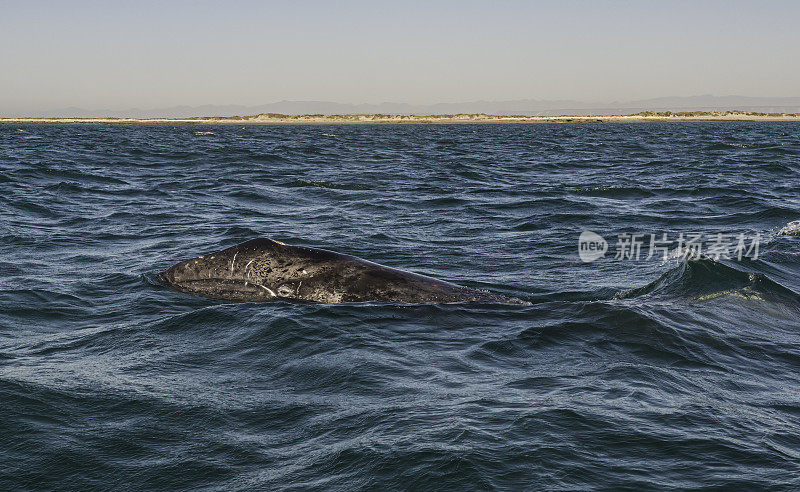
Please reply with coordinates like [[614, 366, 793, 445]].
[[6, 95, 800, 118]]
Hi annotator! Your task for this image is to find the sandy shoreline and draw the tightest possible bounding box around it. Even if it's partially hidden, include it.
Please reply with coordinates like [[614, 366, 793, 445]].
[[2, 111, 799, 125]]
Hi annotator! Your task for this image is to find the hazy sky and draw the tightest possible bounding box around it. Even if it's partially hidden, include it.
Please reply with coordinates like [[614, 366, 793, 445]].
[[2, 0, 799, 112]]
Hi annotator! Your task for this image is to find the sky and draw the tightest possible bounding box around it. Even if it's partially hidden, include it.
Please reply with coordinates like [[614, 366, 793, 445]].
[[2, 0, 799, 113]]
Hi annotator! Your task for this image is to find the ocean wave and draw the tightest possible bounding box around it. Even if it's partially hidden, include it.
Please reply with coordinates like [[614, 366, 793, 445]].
[[286, 178, 370, 191], [615, 257, 800, 305], [574, 186, 655, 199]]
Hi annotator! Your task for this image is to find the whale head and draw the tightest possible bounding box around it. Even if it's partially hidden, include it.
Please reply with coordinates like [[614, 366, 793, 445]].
[[157, 238, 301, 302]]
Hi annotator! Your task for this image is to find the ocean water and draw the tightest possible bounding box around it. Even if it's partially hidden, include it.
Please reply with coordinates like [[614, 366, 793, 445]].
[[2, 122, 800, 490]]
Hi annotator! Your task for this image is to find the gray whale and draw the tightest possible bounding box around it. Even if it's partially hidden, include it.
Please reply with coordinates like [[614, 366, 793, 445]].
[[157, 238, 521, 304]]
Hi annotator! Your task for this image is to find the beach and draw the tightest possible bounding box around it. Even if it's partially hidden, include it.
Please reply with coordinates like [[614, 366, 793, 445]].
[[2, 111, 799, 125]]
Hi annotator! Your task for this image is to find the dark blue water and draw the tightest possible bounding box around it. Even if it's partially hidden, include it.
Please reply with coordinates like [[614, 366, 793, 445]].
[[2, 122, 800, 490]]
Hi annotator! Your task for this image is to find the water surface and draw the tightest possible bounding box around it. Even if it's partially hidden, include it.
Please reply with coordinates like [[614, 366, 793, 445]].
[[2, 122, 800, 489]]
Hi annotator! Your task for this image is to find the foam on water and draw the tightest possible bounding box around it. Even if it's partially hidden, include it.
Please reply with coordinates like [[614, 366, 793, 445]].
[[778, 219, 800, 236]]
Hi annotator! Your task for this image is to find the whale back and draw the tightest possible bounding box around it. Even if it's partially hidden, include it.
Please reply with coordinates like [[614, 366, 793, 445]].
[[158, 238, 517, 304]]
